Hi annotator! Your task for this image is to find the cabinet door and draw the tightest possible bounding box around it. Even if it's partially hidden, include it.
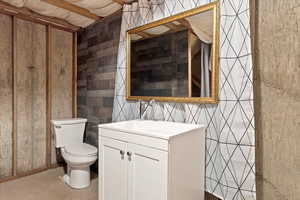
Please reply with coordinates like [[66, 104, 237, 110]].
[[127, 144, 168, 200], [100, 137, 127, 200]]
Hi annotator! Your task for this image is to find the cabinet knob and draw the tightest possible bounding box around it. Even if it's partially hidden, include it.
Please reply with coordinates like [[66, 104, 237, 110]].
[[127, 152, 132, 161], [120, 150, 125, 155]]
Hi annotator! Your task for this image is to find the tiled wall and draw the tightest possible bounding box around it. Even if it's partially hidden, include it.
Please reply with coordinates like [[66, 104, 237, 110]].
[[77, 13, 122, 151]]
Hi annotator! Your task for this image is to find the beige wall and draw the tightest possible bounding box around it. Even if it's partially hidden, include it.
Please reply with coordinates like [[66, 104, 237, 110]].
[[254, 0, 300, 199]]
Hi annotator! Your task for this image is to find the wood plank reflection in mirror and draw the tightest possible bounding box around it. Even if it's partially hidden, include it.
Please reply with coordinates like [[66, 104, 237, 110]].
[[131, 29, 189, 97]]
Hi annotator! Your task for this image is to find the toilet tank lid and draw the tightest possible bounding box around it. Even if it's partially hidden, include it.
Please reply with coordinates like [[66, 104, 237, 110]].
[[51, 118, 87, 125]]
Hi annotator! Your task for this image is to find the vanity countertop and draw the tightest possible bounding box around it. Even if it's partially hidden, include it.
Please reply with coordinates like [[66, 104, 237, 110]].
[[98, 120, 205, 140]]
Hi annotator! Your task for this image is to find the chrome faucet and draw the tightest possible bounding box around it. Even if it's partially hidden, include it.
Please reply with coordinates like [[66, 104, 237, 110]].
[[139, 99, 156, 120]]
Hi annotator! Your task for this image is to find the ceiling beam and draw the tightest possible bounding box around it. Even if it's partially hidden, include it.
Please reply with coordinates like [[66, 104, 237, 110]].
[[41, 0, 102, 20], [163, 23, 178, 30], [136, 31, 155, 38], [163, 22, 185, 31], [112, 0, 126, 5], [177, 18, 192, 30], [112, 0, 138, 5], [0, 0, 79, 31]]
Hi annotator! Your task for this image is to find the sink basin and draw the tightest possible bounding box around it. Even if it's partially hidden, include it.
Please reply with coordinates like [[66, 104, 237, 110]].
[[98, 120, 205, 140]]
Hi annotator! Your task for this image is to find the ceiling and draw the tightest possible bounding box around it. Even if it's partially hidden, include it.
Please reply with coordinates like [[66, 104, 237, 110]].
[[0, 0, 134, 28], [131, 9, 213, 44]]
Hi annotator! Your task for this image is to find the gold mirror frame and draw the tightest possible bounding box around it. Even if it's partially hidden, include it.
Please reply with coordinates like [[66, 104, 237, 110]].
[[126, 1, 220, 103]]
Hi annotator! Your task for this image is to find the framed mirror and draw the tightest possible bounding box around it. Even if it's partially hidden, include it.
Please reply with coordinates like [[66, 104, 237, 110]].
[[126, 2, 219, 103]]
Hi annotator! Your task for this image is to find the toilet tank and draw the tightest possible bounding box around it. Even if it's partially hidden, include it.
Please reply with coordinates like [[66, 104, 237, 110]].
[[51, 118, 87, 148]]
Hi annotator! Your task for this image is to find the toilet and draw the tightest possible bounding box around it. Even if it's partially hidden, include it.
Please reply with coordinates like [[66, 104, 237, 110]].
[[51, 118, 97, 189]]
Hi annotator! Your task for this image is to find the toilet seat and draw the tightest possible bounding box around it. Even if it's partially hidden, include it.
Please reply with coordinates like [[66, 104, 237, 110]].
[[65, 143, 97, 157], [61, 144, 98, 189]]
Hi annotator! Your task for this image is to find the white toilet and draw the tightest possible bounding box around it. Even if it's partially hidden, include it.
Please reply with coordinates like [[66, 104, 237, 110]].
[[51, 118, 97, 189]]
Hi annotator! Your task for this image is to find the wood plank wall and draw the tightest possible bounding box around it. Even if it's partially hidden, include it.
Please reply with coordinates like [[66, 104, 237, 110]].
[[15, 18, 47, 174], [51, 29, 74, 165], [0, 11, 76, 182], [0, 14, 13, 179], [253, 0, 300, 199]]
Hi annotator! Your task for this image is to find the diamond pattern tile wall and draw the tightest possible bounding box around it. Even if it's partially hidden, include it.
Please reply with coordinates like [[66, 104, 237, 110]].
[[112, 0, 255, 199]]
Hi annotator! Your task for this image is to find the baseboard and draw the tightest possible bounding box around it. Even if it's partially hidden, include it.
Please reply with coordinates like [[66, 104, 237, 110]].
[[0, 164, 62, 184], [0, 167, 48, 184]]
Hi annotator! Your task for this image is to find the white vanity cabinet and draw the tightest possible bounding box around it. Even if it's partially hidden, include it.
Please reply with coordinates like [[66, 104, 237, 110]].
[[98, 120, 206, 200]]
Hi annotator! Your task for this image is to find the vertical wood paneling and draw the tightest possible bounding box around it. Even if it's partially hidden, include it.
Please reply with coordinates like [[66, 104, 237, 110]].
[[72, 32, 77, 118], [0, 13, 13, 178], [15, 19, 47, 173], [51, 28, 73, 165], [0, 12, 76, 182], [46, 25, 52, 168], [12, 16, 17, 176]]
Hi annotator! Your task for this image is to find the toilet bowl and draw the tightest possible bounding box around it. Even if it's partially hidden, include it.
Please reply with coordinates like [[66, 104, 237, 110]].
[[51, 118, 97, 189]]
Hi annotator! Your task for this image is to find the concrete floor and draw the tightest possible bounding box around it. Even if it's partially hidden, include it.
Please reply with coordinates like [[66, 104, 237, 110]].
[[0, 168, 98, 200]]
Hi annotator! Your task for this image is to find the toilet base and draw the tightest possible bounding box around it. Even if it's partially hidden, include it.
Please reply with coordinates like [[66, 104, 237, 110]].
[[64, 166, 91, 189]]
